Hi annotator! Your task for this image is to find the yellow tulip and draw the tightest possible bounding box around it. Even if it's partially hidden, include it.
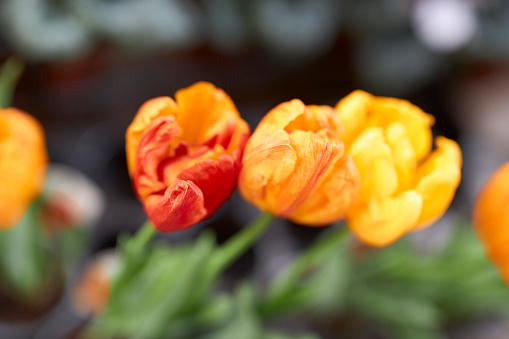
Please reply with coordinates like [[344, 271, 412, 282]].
[[239, 99, 360, 225], [473, 161, 509, 285], [0, 108, 48, 229], [336, 90, 462, 247]]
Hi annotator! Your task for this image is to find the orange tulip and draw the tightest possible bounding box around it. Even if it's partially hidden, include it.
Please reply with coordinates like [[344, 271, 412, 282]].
[[126, 82, 250, 232], [335, 90, 462, 247], [0, 108, 48, 229], [473, 161, 509, 285], [239, 99, 360, 225]]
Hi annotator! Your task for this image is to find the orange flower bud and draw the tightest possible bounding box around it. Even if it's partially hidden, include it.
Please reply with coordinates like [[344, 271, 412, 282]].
[[126, 82, 250, 232], [473, 161, 509, 285], [239, 100, 360, 225], [0, 108, 48, 229], [336, 90, 462, 247], [72, 251, 120, 316]]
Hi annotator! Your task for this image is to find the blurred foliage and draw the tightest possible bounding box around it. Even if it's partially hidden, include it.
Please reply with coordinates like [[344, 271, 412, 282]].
[[84, 218, 509, 339], [258, 223, 509, 339]]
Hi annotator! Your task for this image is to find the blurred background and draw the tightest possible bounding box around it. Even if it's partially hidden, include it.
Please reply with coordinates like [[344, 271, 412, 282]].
[[1, 0, 509, 338]]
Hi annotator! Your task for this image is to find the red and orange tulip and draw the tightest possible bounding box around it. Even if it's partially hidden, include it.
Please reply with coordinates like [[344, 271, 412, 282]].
[[126, 82, 250, 232], [473, 161, 509, 285], [239, 99, 360, 225], [0, 107, 48, 229], [335, 90, 462, 247]]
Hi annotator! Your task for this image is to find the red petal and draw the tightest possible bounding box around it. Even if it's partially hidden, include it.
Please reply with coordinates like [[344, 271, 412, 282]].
[[144, 180, 207, 232], [177, 154, 238, 217]]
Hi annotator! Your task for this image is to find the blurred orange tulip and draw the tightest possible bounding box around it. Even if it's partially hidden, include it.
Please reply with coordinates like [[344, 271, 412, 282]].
[[473, 161, 509, 285], [335, 90, 462, 247], [239, 99, 360, 225], [0, 108, 47, 229], [126, 82, 250, 232]]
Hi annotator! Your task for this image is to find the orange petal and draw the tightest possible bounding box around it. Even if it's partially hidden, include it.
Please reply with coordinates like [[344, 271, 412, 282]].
[[265, 130, 343, 219], [290, 155, 359, 225], [0, 108, 48, 229], [126, 97, 178, 175], [473, 161, 509, 285], [175, 82, 240, 147]]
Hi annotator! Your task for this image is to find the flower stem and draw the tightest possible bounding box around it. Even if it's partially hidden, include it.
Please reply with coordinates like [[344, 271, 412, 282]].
[[209, 212, 274, 275]]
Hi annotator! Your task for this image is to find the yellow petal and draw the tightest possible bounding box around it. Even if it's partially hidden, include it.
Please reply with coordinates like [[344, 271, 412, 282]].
[[415, 137, 462, 227], [348, 127, 396, 202], [372, 97, 434, 161], [385, 122, 417, 193], [334, 90, 372, 147], [347, 190, 423, 247]]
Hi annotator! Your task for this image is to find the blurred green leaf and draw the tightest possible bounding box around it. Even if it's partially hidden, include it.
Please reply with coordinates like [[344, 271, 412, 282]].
[[204, 283, 263, 339], [0, 201, 48, 297], [0, 57, 24, 108]]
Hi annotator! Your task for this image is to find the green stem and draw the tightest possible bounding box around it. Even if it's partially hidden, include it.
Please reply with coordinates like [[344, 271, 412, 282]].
[[210, 212, 274, 275]]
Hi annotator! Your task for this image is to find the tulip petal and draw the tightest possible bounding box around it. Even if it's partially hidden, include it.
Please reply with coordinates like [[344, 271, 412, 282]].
[[132, 117, 181, 200], [347, 190, 423, 247], [334, 90, 372, 146], [265, 130, 343, 218], [473, 161, 509, 284], [290, 155, 359, 225], [386, 122, 417, 193], [372, 97, 434, 161], [177, 154, 237, 217], [126, 97, 178, 175], [144, 180, 207, 233], [415, 137, 462, 227], [348, 127, 396, 202], [175, 82, 239, 146], [0, 108, 48, 229]]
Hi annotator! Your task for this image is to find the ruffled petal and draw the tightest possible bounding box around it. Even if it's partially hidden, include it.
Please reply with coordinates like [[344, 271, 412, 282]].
[[177, 153, 237, 217], [290, 155, 359, 225], [175, 82, 240, 146], [144, 180, 207, 233], [126, 97, 178, 175], [264, 130, 343, 218], [347, 190, 423, 247], [415, 137, 462, 227]]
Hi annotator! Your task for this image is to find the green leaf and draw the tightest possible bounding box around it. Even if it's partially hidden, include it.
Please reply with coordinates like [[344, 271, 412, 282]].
[[0, 202, 48, 297], [203, 283, 263, 339], [260, 225, 350, 316], [0, 57, 24, 108]]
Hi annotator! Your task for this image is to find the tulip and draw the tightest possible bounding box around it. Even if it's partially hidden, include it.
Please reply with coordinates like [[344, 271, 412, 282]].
[[239, 99, 360, 225], [335, 90, 462, 247], [126, 82, 250, 232], [0, 108, 47, 229], [473, 161, 509, 285]]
